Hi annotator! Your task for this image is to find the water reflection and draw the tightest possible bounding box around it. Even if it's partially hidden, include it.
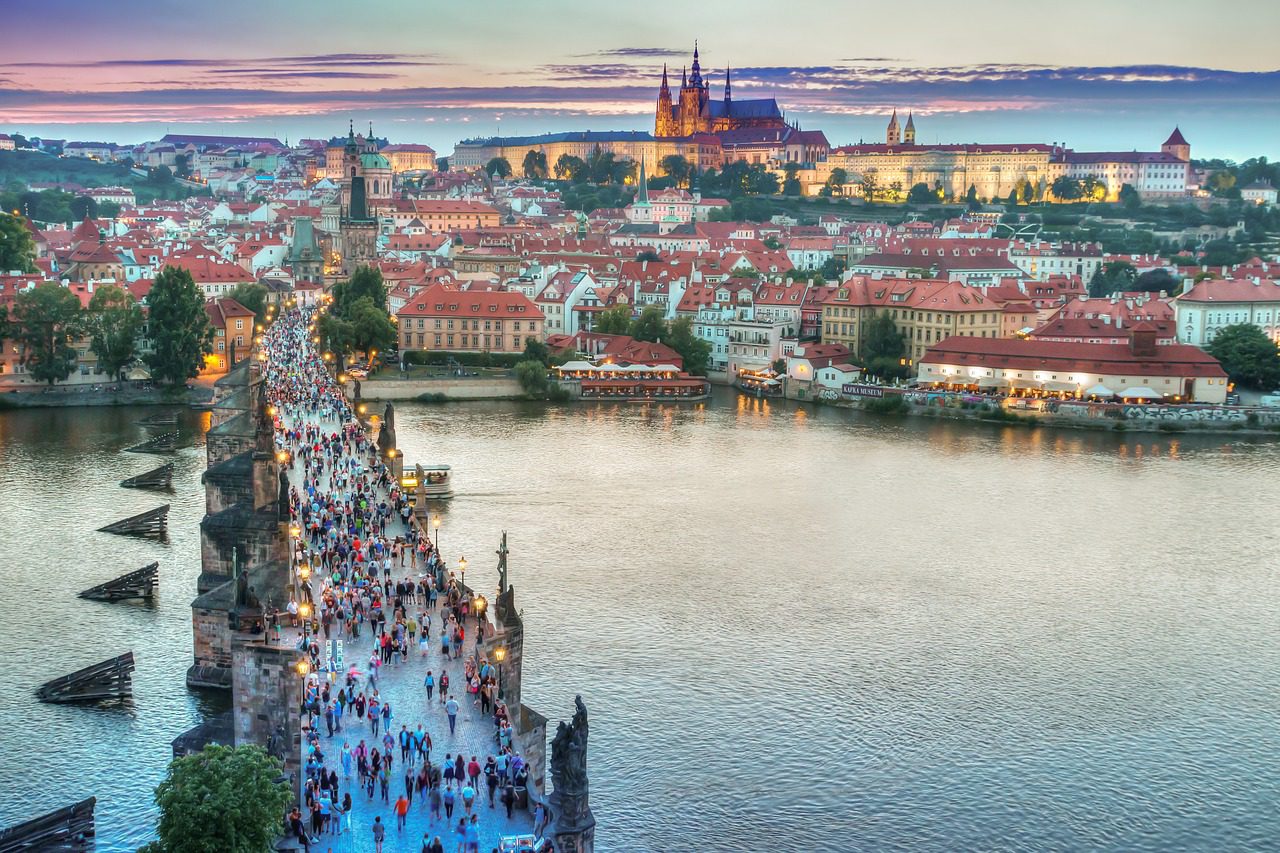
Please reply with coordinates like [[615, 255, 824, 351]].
[[393, 388, 1280, 852], [2, 392, 1278, 852]]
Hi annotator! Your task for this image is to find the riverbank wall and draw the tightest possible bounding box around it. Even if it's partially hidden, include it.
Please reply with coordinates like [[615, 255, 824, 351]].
[[786, 381, 1280, 436], [0, 385, 212, 409], [355, 376, 524, 401]]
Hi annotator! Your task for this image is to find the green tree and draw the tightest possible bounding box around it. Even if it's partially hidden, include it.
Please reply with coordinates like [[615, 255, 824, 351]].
[[145, 266, 213, 385], [522, 150, 548, 179], [8, 282, 84, 385], [861, 173, 878, 203], [1088, 261, 1137, 297], [907, 182, 934, 204], [437, 156, 449, 172], [348, 296, 396, 356], [826, 168, 848, 197], [87, 283, 143, 380], [229, 282, 270, 327], [148, 165, 174, 185], [1051, 175, 1084, 201], [595, 304, 632, 336], [965, 184, 980, 210], [522, 337, 551, 366], [70, 195, 98, 221], [344, 266, 387, 313], [485, 157, 512, 179], [1119, 183, 1142, 210], [746, 167, 780, 196], [781, 162, 802, 196], [861, 311, 908, 379], [0, 213, 37, 272], [659, 155, 691, 188], [554, 154, 588, 183], [515, 359, 550, 397], [142, 744, 291, 853], [318, 312, 355, 356], [629, 305, 667, 342], [587, 147, 618, 184], [1207, 323, 1280, 390], [664, 315, 711, 376], [174, 153, 192, 179], [1132, 268, 1179, 294]]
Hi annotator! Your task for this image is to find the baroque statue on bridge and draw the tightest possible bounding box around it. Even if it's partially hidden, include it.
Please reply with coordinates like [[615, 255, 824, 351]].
[[551, 694, 590, 796]]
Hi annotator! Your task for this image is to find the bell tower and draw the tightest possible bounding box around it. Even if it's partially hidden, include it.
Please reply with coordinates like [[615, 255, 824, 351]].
[[886, 110, 901, 146]]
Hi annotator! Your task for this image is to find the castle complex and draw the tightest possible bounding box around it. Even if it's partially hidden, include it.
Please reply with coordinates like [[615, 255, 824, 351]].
[[820, 114, 1192, 202]]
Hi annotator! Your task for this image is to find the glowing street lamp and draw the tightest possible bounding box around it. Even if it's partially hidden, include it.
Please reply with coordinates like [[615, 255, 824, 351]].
[[276, 450, 290, 464], [458, 555, 467, 590], [296, 659, 311, 676], [289, 523, 301, 539], [432, 514, 442, 550]]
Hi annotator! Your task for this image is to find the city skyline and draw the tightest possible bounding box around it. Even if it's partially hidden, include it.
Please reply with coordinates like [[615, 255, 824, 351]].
[[2, 0, 1279, 159]]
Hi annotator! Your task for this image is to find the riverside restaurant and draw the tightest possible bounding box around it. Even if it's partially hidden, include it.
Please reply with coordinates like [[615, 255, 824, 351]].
[[554, 361, 711, 401]]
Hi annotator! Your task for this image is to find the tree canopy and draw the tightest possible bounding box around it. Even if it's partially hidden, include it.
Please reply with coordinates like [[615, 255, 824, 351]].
[[594, 304, 632, 336], [0, 213, 37, 272], [485, 157, 512, 179], [228, 282, 270, 326], [629, 305, 667, 343], [1088, 261, 1138, 297], [145, 266, 214, 385], [88, 283, 144, 380], [7, 282, 84, 385], [861, 311, 909, 379], [660, 155, 691, 188], [522, 150, 548, 180], [1207, 323, 1280, 390], [665, 315, 711, 376], [142, 745, 291, 853]]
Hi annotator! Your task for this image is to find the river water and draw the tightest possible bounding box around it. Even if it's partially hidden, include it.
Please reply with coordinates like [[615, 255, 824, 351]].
[[1, 390, 1278, 851]]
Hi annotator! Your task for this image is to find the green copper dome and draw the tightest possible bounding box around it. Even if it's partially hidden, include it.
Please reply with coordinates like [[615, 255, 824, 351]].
[[360, 152, 390, 169]]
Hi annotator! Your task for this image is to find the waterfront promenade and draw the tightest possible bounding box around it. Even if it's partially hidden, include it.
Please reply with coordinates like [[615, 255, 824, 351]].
[[264, 312, 538, 852]]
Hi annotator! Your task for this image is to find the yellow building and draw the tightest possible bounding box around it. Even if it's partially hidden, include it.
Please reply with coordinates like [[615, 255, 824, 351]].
[[820, 276, 1035, 362], [450, 131, 722, 177]]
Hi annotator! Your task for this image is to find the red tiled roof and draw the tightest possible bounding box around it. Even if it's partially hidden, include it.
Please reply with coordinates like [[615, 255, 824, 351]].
[[396, 283, 543, 319], [922, 336, 1226, 378], [1179, 278, 1280, 303]]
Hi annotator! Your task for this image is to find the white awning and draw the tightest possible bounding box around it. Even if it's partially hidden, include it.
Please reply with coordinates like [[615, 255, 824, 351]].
[[1119, 386, 1164, 399], [558, 361, 596, 372], [1043, 380, 1078, 392], [1084, 384, 1115, 397], [977, 376, 1004, 388]]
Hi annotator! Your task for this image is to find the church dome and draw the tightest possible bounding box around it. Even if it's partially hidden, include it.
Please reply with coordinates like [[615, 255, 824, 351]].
[[360, 152, 391, 170]]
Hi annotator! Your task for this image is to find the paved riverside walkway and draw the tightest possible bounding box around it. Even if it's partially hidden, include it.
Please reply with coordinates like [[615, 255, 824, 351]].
[[265, 315, 536, 853]]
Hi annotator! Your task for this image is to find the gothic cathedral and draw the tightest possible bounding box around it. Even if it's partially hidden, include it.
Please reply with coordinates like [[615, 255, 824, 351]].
[[654, 43, 787, 138]]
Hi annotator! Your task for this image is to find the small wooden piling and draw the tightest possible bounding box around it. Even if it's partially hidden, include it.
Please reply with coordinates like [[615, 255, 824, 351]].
[[79, 562, 159, 601], [0, 797, 95, 852], [97, 504, 169, 537], [120, 462, 174, 490], [36, 653, 135, 703]]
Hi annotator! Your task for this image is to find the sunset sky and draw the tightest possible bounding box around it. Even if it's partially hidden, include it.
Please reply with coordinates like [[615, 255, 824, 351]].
[[3, 0, 1277, 160]]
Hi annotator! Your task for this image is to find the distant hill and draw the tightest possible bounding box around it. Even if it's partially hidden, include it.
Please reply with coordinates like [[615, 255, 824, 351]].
[[0, 149, 137, 189], [0, 149, 206, 204]]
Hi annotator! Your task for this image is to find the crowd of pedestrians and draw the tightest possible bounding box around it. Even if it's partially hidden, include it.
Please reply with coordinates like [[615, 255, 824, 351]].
[[263, 307, 545, 852]]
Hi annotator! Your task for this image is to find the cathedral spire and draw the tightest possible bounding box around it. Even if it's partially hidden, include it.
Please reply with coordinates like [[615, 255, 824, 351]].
[[724, 65, 732, 102], [681, 66, 687, 88], [637, 157, 649, 204], [660, 63, 669, 93], [689, 41, 702, 87]]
